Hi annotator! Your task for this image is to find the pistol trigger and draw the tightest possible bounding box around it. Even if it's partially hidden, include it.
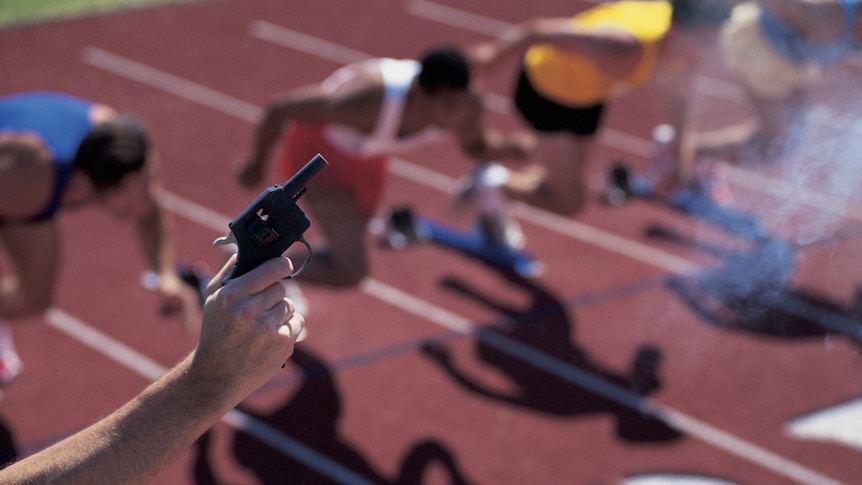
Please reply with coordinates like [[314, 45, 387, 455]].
[[213, 232, 238, 247]]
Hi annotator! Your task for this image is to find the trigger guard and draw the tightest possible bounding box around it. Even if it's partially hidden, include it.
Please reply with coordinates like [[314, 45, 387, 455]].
[[287, 237, 313, 279]]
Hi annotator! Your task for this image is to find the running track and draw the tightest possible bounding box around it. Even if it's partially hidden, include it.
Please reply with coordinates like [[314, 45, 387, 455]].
[[1, 1, 861, 483]]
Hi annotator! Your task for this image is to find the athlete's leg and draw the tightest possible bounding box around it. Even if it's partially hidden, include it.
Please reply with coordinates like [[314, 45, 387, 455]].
[[692, 87, 807, 164], [745, 87, 808, 161], [0, 221, 58, 384], [701, 2, 816, 164], [502, 132, 591, 216], [290, 184, 371, 288], [0, 221, 59, 320]]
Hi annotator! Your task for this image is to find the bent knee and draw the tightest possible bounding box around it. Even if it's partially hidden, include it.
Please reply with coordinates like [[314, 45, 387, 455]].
[[21, 289, 53, 316], [550, 196, 586, 217], [0, 288, 54, 320], [536, 185, 586, 217], [313, 254, 369, 288], [326, 266, 368, 288]]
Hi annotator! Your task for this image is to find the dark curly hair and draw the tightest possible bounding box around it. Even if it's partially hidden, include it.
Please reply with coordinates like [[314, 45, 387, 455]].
[[73, 115, 149, 192], [418, 46, 471, 94]]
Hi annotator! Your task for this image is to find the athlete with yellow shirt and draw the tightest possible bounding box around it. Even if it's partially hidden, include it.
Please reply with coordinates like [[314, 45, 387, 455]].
[[466, 0, 732, 216]]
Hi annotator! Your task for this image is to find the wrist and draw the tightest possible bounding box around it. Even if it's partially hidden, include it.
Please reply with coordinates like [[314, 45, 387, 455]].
[[175, 354, 247, 413]]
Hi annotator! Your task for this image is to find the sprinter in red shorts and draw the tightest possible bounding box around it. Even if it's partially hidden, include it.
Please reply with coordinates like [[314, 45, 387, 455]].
[[237, 46, 533, 297]]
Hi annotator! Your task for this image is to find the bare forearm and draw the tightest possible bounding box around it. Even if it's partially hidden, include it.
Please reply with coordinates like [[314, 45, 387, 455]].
[[136, 199, 174, 276], [249, 104, 291, 166], [466, 130, 531, 162], [0, 355, 235, 485], [0, 256, 303, 485]]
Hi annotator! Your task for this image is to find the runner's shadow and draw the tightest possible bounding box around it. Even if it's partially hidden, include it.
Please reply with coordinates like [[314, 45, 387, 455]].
[[0, 416, 18, 469], [422, 269, 681, 443], [173, 268, 474, 484], [652, 225, 862, 344], [196, 347, 476, 484]]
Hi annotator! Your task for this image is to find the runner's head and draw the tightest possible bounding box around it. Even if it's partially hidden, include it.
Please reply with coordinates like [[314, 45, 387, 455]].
[[74, 115, 150, 192], [418, 46, 471, 94], [417, 46, 477, 129], [75, 115, 157, 219]]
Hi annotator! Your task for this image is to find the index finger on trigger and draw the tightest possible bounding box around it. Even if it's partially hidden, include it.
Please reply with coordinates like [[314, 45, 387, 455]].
[[205, 254, 238, 296]]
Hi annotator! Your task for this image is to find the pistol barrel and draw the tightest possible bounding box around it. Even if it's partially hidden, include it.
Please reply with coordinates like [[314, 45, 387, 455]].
[[282, 153, 329, 198]]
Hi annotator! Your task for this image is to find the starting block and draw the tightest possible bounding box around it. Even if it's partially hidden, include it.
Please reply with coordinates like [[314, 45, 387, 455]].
[[606, 161, 767, 240], [380, 206, 542, 278]]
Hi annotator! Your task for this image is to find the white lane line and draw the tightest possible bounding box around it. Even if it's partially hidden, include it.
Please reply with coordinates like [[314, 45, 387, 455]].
[[360, 278, 475, 334], [82, 47, 851, 484], [82, 48, 261, 124], [624, 475, 739, 485], [160, 190, 232, 234], [511, 202, 700, 274], [45, 308, 167, 381], [250, 20, 368, 65], [220, 410, 379, 485], [405, 0, 511, 36], [44, 308, 379, 485], [83, 46, 701, 275]]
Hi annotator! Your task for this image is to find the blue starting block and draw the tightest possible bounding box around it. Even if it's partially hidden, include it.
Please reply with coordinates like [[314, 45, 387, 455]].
[[607, 161, 767, 240], [382, 207, 542, 278]]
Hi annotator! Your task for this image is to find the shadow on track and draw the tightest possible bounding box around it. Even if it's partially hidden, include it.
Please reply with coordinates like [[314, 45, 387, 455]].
[[421, 267, 682, 444], [0, 416, 18, 469], [653, 225, 862, 346], [193, 347, 477, 485]]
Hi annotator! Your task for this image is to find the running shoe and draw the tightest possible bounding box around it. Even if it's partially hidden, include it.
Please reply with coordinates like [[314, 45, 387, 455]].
[[451, 163, 510, 217], [604, 161, 653, 205], [382, 207, 429, 249], [0, 325, 22, 386], [478, 213, 526, 250]]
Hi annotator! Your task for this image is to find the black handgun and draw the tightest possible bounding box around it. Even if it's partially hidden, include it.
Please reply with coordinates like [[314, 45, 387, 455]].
[[214, 154, 328, 285]]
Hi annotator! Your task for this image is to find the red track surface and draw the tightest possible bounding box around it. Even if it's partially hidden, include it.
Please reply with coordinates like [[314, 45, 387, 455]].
[[1, 1, 861, 484]]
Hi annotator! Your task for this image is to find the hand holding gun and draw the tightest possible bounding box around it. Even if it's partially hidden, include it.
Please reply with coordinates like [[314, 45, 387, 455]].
[[214, 154, 328, 285]]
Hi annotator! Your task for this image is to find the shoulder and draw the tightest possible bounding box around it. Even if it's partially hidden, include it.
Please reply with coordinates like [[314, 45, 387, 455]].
[[89, 103, 118, 125], [324, 69, 385, 113]]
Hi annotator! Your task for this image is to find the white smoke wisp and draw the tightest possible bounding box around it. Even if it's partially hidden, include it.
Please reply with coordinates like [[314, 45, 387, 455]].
[[762, 91, 862, 246]]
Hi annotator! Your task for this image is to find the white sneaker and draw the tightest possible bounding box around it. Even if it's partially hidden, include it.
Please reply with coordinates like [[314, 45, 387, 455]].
[[452, 163, 510, 217], [0, 324, 22, 386], [478, 214, 526, 250]]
